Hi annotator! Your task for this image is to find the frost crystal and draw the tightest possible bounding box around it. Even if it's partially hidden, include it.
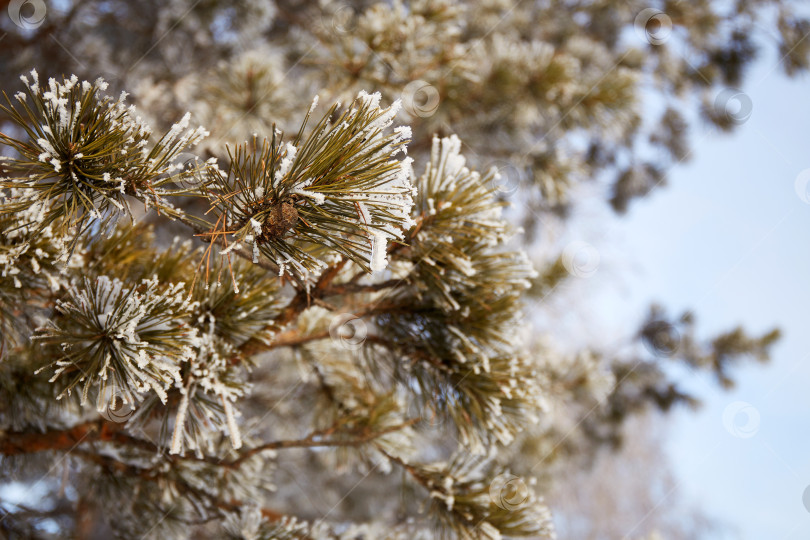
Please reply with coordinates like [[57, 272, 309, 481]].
[[370, 231, 388, 272], [273, 142, 298, 187]]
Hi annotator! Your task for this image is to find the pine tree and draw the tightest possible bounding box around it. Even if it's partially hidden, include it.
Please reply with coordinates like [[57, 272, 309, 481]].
[[0, 1, 800, 538]]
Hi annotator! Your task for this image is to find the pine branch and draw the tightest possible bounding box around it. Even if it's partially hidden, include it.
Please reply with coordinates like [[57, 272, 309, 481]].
[[377, 448, 555, 539], [70, 449, 289, 524], [0, 419, 106, 456], [321, 278, 402, 295], [235, 257, 348, 358], [201, 91, 415, 277], [263, 329, 331, 350], [34, 274, 199, 407], [226, 419, 418, 468], [166, 206, 289, 282], [0, 72, 208, 248], [0, 419, 160, 458]]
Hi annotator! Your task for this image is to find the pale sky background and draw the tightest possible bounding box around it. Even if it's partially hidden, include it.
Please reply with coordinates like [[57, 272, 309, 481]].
[[568, 46, 810, 538]]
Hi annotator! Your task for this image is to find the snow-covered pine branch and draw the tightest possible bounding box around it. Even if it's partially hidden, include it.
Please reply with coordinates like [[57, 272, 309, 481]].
[[204, 91, 415, 279], [0, 72, 209, 246], [34, 275, 198, 409]]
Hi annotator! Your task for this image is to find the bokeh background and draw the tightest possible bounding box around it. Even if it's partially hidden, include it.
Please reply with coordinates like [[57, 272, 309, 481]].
[[555, 58, 810, 539]]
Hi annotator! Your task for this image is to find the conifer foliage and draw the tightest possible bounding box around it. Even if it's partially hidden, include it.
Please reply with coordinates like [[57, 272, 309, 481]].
[[0, 0, 800, 538], [0, 72, 552, 538]]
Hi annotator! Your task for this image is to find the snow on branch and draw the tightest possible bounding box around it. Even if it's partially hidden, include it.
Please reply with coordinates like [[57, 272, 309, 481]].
[[34, 275, 198, 409], [0, 71, 209, 249], [203, 91, 415, 279]]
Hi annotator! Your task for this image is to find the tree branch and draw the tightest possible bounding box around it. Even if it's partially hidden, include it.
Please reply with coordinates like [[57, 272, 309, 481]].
[[236, 258, 349, 358], [226, 420, 418, 468], [321, 278, 402, 296], [265, 329, 330, 349], [0, 420, 108, 456]]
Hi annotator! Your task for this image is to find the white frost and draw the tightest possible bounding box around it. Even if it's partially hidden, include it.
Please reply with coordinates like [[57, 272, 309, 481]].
[[370, 231, 388, 272]]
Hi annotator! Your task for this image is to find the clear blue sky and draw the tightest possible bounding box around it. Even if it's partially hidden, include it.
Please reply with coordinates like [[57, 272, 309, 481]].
[[577, 50, 810, 538]]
